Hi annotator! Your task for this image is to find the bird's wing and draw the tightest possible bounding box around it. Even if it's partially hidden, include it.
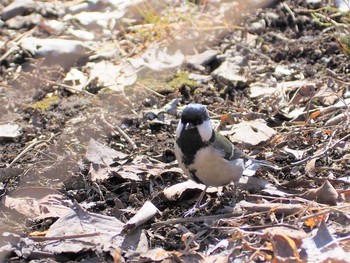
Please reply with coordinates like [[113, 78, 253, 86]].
[[213, 131, 245, 160], [213, 131, 281, 170]]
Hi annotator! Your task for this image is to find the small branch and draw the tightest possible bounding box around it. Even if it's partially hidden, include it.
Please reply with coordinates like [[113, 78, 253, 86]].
[[101, 115, 138, 150], [298, 209, 331, 222], [7, 134, 56, 168], [0, 27, 36, 62], [29, 232, 100, 242], [238, 200, 305, 215], [290, 131, 350, 166], [39, 78, 94, 96], [137, 83, 166, 98], [152, 212, 241, 228]]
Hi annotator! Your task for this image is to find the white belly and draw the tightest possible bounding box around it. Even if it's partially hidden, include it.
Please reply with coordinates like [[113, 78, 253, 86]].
[[187, 147, 244, 186]]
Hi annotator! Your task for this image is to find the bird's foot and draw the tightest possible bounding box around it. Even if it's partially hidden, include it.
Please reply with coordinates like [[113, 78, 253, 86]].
[[183, 201, 209, 217], [229, 196, 237, 207]]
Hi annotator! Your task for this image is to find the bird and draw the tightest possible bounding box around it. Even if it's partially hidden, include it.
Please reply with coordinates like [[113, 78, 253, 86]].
[[174, 103, 280, 216]]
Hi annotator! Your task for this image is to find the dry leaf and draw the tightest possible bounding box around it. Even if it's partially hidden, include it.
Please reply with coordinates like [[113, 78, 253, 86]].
[[221, 119, 276, 146], [301, 221, 349, 262], [238, 200, 304, 215], [128, 47, 184, 71], [163, 180, 218, 201], [124, 201, 160, 230], [300, 180, 338, 205], [271, 234, 301, 262], [305, 159, 317, 177], [85, 138, 128, 166], [39, 203, 125, 256], [2, 187, 72, 220], [0, 123, 22, 138]]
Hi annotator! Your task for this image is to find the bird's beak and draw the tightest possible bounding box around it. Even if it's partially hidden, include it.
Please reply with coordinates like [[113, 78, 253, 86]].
[[185, 123, 194, 130]]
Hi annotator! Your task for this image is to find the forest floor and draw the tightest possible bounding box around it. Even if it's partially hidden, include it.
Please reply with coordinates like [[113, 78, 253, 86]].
[[1, 0, 350, 262]]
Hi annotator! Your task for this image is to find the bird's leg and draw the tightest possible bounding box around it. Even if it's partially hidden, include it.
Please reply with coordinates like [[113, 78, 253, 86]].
[[229, 183, 238, 207], [195, 186, 208, 208], [184, 186, 209, 217]]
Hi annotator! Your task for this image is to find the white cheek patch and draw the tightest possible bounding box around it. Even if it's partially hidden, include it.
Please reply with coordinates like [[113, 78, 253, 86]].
[[176, 120, 183, 138], [197, 120, 213, 141]]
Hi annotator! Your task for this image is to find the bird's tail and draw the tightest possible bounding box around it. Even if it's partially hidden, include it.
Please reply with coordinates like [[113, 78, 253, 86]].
[[246, 159, 281, 170]]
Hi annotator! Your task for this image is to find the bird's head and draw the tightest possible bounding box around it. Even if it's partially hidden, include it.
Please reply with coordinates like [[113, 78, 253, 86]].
[[176, 103, 213, 141]]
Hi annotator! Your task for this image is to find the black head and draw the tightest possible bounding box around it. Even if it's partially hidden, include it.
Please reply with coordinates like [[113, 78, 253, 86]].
[[181, 103, 210, 127]]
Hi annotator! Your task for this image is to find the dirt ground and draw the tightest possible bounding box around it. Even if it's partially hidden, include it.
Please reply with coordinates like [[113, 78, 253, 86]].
[[1, 0, 350, 262]]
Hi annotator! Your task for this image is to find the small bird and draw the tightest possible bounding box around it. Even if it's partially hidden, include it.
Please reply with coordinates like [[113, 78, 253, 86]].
[[175, 103, 279, 216]]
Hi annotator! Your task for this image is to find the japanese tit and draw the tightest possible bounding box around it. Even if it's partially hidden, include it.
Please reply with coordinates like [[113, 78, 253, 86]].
[[174, 103, 279, 215]]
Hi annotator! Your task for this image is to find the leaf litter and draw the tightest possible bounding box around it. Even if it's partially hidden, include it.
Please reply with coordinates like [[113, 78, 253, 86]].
[[1, 0, 350, 262]]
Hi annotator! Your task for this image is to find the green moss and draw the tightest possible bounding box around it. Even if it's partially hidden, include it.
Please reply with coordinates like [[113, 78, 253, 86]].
[[32, 96, 59, 111], [339, 34, 350, 55], [168, 73, 197, 90]]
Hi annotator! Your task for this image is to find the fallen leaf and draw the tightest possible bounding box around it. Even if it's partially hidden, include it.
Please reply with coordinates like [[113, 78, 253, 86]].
[[38, 203, 125, 256], [304, 211, 328, 230], [301, 220, 349, 262], [2, 187, 72, 220], [305, 159, 317, 177], [20, 37, 88, 68], [271, 234, 300, 262], [221, 119, 276, 146], [249, 83, 278, 98], [128, 47, 184, 71], [300, 180, 338, 205], [238, 200, 304, 215], [0, 167, 23, 183], [0, 123, 22, 139], [139, 247, 174, 262], [282, 146, 307, 160], [124, 201, 160, 230], [185, 50, 218, 71], [262, 226, 308, 242], [63, 68, 88, 91], [163, 180, 218, 201], [86, 61, 137, 92], [85, 138, 128, 166], [212, 59, 248, 85]]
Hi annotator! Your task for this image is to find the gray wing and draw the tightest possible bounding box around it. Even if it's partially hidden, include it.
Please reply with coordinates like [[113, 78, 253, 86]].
[[212, 131, 245, 160]]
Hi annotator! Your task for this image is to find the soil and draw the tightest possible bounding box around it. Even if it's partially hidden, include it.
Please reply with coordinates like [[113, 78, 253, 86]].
[[1, 0, 350, 262]]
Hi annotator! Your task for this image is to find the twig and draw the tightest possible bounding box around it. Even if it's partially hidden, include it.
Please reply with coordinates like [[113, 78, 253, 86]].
[[101, 115, 138, 150], [282, 3, 298, 32], [298, 209, 331, 222], [0, 46, 20, 63], [290, 131, 350, 166], [39, 78, 94, 96], [321, 233, 350, 250], [239, 200, 304, 215], [29, 232, 100, 242], [0, 27, 36, 62], [137, 82, 166, 98], [7, 134, 56, 168], [152, 212, 241, 228]]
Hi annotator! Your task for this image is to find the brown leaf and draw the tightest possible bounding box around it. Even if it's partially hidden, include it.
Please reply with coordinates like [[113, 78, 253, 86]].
[[85, 138, 128, 166], [262, 226, 308, 243], [300, 180, 338, 205], [304, 212, 328, 230], [271, 234, 301, 262], [0, 167, 23, 183], [39, 203, 125, 256], [305, 159, 317, 177], [222, 119, 276, 146], [2, 187, 72, 220]]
